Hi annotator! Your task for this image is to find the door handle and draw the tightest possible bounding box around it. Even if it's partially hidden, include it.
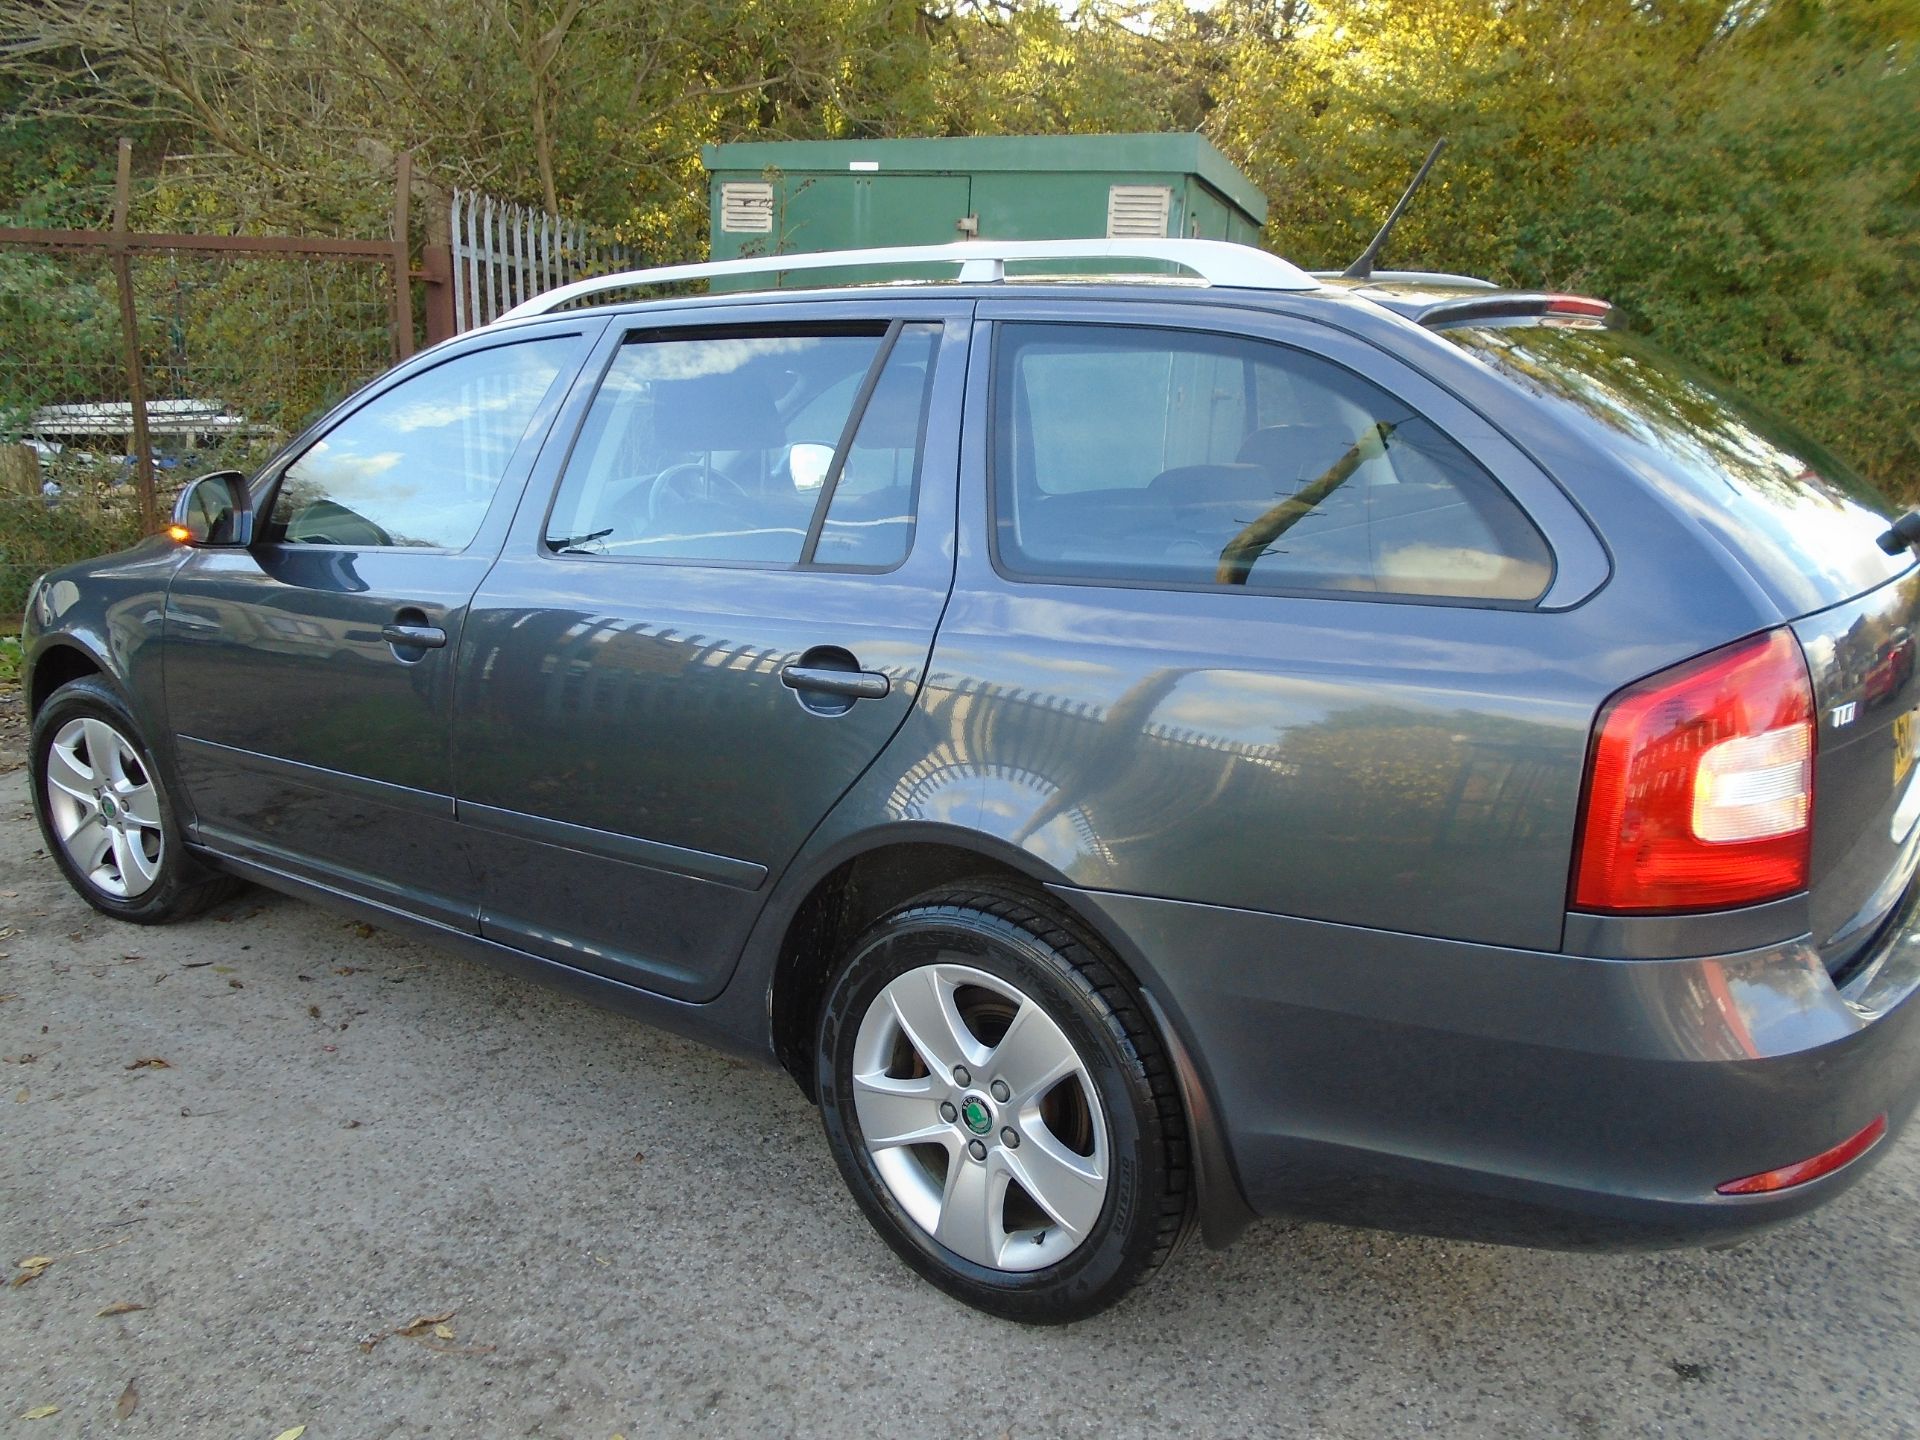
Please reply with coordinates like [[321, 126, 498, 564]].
[[780, 664, 889, 701], [381, 623, 447, 650]]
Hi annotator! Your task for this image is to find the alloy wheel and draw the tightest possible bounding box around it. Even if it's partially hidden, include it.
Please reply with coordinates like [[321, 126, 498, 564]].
[[43, 716, 166, 900], [850, 962, 1109, 1272]]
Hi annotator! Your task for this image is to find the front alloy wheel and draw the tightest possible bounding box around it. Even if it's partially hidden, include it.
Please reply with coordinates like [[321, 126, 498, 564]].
[[817, 881, 1191, 1323], [29, 675, 239, 923], [43, 715, 167, 898]]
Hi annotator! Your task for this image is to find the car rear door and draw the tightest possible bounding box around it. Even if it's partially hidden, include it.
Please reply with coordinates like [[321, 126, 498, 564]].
[[163, 324, 597, 926], [920, 297, 1612, 953], [451, 297, 970, 999]]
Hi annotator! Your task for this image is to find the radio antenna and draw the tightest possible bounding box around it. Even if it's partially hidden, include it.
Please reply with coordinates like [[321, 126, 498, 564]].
[[1342, 138, 1447, 281]]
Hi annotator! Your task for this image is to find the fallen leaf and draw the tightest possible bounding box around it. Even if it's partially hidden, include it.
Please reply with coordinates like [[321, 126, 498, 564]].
[[212, 965, 236, 975], [20, 1405, 60, 1420], [322, 1044, 337, 1053], [433, 1322, 454, 1340], [395, 1309, 456, 1337], [115, 1378, 138, 1419], [228, 979, 244, 989], [333, 967, 355, 976], [125, 1057, 171, 1071], [632, 1150, 644, 1164], [13, 1087, 25, 1103], [307, 1005, 321, 1019], [13, 1255, 52, 1286], [182, 961, 213, 969], [352, 922, 375, 938], [271, 1428, 306, 1440], [97, 1301, 145, 1317]]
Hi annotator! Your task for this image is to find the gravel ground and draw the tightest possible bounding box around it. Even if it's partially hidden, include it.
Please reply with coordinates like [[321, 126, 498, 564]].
[[2, 683, 1917, 1438]]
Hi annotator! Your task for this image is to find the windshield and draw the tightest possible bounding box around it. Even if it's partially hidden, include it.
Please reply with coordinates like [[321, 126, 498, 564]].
[[1444, 322, 1910, 615]]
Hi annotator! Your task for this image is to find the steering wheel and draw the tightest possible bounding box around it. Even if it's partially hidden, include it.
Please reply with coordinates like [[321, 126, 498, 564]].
[[645, 461, 750, 526]]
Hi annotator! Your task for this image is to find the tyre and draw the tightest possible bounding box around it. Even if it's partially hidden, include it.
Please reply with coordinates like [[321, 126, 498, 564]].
[[29, 676, 240, 923], [816, 880, 1191, 1323]]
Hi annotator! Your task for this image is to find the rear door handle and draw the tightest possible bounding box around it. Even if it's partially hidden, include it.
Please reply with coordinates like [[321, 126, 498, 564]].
[[780, 664, 889, 701], [381, 623, 447, 650]]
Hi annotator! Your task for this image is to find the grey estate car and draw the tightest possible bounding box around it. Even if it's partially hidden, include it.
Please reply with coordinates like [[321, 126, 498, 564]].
[[22, 238, 1920, 1322]]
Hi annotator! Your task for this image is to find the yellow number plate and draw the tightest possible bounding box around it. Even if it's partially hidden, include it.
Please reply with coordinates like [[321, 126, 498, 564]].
[[1897, 709, 1917, 787]]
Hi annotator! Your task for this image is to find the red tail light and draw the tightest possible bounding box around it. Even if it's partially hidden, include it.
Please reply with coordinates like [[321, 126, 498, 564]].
[[1716, 1114, 1887, 1195], [1545, 295, 1612, 318], [1572, 630, 1814, 913]]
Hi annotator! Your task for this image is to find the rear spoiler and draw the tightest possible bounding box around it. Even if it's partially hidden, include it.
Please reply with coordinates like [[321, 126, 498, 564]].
[[1407, 293, 1613, 329]]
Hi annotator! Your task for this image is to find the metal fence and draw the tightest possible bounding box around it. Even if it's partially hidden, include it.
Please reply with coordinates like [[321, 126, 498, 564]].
[[0, 142, 407, 612], [0, 147, 646, 615], [449, 188, 635, 331]]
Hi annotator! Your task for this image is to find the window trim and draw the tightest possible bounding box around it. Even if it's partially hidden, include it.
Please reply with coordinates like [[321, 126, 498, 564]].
[[255, 331, 586, 557], [535, 318, 935, 577], [982, 316, 1561, 611]]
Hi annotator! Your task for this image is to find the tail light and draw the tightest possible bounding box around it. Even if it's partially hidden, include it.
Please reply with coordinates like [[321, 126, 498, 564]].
[[1544, 295, 1613, 319], [1572, 629, 1814, 913], [1717, 1114, 1887, 1195]]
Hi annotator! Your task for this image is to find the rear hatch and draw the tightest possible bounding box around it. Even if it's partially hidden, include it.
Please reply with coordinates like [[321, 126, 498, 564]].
[[1445, 320, 1919, 974]]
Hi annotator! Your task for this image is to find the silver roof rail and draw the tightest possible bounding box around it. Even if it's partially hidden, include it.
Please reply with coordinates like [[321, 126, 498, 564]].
[[1315, 269, 1500, 290], [494, 237, 1319, 322]]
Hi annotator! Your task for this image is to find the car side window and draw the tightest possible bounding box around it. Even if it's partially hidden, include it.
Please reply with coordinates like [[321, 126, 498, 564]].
[[543, 324, 937, 569], [268, 338, 575, 550], [992, 323, 1552, 602]]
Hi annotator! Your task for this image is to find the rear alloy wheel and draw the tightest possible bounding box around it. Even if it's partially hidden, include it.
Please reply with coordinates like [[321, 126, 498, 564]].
[[29, 676, 240, 923], [817, 881, 1190, 1322]]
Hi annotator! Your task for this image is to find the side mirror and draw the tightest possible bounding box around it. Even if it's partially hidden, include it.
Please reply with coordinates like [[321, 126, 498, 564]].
[[788, 442, 835, 493], [169, 470, 254, 547]]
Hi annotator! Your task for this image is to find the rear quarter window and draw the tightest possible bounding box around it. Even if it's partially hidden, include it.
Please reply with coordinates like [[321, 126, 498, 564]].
[[1443, 323, 1910, 615], [991, 323, 1553, 604]]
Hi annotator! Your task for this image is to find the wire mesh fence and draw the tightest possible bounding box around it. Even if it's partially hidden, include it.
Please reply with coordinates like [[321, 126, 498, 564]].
[[0, 145, 650, 616], [0, 133, 412, 615], [0, 245, 394, 613]]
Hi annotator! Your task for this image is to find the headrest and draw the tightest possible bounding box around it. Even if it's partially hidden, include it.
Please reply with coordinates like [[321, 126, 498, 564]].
[[855, 364, 927, 450], [651, 368, 785, 452], [1235, 425, 1359, 484], [1147, 462, 1274, 510]]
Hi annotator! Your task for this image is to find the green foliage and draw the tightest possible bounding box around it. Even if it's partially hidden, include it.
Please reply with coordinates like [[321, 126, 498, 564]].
[[0, 496, 145, 615], [0, 0, 1914, 494], [1209, 0, 1920, 492]]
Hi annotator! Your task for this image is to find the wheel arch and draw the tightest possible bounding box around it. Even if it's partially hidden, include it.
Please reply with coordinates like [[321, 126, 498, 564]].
[[27, 638, 111, 718], [759, 822, 1256, 1249]]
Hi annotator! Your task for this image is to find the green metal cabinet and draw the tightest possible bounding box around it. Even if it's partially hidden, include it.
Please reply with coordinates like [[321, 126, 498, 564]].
[[702, 133, 1269, 285]]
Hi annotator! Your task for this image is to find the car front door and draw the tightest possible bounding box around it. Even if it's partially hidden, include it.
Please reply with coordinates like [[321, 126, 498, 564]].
[[452, 298, 969, 999], [163, 324, 597, 926]]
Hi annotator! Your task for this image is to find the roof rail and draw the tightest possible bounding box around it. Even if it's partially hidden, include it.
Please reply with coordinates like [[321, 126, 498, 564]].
[[1315, 269, 1500, 290], [494, 238, 1320, 322]]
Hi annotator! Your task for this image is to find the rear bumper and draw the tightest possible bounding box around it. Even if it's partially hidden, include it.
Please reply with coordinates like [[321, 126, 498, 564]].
[[1062, 879, 1920, 1249]]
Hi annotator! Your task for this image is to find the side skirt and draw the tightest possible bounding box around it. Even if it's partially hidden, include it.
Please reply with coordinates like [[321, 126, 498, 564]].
[[191, 844, 777, 1067]]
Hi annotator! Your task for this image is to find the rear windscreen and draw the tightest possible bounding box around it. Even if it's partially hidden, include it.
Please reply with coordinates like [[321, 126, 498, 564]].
[[1444, 322, 1911, 615]]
